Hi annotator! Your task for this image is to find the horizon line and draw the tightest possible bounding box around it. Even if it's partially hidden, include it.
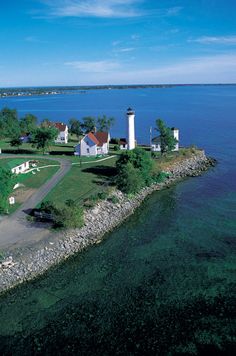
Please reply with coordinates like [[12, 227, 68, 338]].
[[1, 83, 236, 90]]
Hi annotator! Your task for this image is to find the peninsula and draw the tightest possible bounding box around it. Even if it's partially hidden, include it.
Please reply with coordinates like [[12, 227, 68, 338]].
[[0, 106, 216, 293]]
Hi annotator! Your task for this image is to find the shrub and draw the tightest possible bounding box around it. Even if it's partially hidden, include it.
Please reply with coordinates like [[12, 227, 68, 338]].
[[116, 162, 144, 194], [108, 195, 119, 204], [190, 144, 197, 154], [54, 202, 84, 229], [153, 172, 170, 183], [97, 191, 109, 200], [116, 148, 153, 193], [40, 199, 84, 229], [114, 144, 120, 151], [40, 200, 57, 214]]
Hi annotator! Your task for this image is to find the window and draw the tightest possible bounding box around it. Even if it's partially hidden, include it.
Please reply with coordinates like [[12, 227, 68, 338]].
[[87, 148, 89, 153]]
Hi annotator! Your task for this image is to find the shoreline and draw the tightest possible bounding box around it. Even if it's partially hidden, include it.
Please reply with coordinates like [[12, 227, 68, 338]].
[[0, 150, 216, 295]]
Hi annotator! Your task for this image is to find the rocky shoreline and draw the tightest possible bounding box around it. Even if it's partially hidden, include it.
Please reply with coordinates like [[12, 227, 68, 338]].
[[0, 150, 216, 295]]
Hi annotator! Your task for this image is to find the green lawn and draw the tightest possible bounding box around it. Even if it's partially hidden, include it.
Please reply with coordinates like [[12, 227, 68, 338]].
[[43, 156, 117, 206], [0, 158, 60, 213], [0, 138, 76, 155], [16, 164, 59, 189]]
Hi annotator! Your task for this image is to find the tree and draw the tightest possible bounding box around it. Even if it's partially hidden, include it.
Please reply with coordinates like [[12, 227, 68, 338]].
[[116, 148, 153, 193], [20, 114, 37, 133], [116, 162, 143, 194], [40, 118, 51, 128], [0, 168, 16, 213], [116, 147, 153, 185], [156, 119, 178, 155], [97, 115, 115, 132], [10, 137, 22, 151], [0, 107, 20, 138], [31, 127, 59, 154], [69, 118, 83, 138], [82, 116, 96, 133]]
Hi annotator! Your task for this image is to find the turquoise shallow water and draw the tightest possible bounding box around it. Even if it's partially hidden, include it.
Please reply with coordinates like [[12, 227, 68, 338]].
[[0, 86, 235, 355]]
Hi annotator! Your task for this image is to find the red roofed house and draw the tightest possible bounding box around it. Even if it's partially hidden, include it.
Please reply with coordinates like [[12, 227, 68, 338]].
[[53, 122, 69, 144], [74, 132, 110, 156]]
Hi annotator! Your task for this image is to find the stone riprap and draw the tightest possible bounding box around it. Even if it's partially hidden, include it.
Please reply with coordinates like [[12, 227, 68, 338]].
[[0, 151, 216, 294]]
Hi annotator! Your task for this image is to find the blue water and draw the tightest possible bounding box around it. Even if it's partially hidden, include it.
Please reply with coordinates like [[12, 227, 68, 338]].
[[1, 86, 236, 154], [0, 86, 235, 355]]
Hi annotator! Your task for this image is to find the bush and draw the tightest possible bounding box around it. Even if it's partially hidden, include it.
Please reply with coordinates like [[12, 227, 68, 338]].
[[190, 145, 197, 154], [116, 162, 144, 194], [54, 202, 84, 229], [153, 172, 170, 183], [40, 199, 84, 229], [40, 200, 57, 214], [114, 144, 120, 151], [116, 148, 153, 193], [108, 195, 119, 204], [97, 191, 109, 200]]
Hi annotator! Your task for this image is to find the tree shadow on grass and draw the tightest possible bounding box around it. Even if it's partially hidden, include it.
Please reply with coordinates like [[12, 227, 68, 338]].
[[82, 165, 118, 186], [2, 149, 37, 155], [49, 150, 73, 156]]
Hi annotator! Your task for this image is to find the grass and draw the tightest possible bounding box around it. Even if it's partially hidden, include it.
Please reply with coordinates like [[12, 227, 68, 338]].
[[17, 164, 59, 189], [0, 138, 76, 155], [0, 158, 60, 214], [152, 147, 202, 173], [43, 156, 117, 206]]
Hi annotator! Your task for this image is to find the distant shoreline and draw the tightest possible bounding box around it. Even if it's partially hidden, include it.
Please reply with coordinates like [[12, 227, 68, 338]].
[[1, 83, 236, 98]]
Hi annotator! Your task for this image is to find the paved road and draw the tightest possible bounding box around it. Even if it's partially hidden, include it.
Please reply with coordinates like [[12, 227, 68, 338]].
[[0, 156, 71, 249]]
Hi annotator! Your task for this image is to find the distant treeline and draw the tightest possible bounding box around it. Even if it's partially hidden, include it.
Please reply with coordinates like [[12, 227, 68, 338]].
[[1, 83, 235, 98]]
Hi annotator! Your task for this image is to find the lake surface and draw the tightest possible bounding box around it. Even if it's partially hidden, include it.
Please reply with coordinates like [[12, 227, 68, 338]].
[[0, 86, 235, 355]]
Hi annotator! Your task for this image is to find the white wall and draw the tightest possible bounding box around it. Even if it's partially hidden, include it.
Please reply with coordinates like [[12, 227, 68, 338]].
[[55, 126, 68, 144], [75, 137, 97, 156], [127, 112, 135, 150]]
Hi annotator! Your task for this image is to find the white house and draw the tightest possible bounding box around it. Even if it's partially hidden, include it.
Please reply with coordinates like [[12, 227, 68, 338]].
[[74, 132, 110, 156], [151, 127, 179, 152], [8, 159, 30, 174], [53, 122, 69, 144]]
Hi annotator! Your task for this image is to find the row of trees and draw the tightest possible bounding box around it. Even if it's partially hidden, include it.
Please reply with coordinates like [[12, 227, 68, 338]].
[[0, 108, 38, 139], [69, 115, 115, 138], [0, 107, 115, 151], [0, 107, 114, 139]]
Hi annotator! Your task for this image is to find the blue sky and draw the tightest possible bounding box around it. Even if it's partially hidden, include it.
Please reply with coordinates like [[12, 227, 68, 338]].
[[0, 0, 236, 86]]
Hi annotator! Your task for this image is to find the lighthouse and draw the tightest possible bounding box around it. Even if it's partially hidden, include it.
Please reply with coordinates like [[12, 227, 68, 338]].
[[126, 107, 135, 150]]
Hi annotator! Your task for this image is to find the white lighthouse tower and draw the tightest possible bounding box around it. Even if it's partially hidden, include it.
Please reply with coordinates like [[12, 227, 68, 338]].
[[126, 107, 135, 150]]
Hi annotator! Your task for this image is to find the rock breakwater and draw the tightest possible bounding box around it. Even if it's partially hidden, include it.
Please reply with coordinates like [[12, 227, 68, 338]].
[[0, 151, 215, 294]]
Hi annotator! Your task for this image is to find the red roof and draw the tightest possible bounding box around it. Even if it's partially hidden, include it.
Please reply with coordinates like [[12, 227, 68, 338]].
[[87, 132, 99, 145], [54, 122, 67, 131], [94, 132, 109, 146]]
